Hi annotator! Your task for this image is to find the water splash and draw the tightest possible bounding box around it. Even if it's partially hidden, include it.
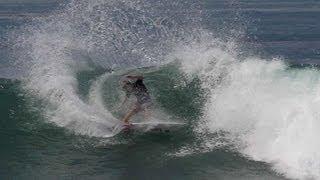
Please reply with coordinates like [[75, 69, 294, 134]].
[[12, 0, 204, 137], [177, 38, 320, 179]]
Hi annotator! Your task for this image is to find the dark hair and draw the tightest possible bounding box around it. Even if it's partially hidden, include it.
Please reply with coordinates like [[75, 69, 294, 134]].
[[135, 79, 143, 85]]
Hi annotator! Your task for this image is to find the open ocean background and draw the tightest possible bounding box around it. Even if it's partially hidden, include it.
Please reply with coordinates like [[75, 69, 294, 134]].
[[1, 0, 320, 179]]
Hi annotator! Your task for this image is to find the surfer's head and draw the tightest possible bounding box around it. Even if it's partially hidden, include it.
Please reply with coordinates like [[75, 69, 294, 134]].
[[120, 75, 137, 92], [120, 80, 133, 92], [120, 75, 143, 84], [120, 75, 145, 91]]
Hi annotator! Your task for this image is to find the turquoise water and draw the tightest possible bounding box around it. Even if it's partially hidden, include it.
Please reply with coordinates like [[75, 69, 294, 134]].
[[1, 0, 320, 179]]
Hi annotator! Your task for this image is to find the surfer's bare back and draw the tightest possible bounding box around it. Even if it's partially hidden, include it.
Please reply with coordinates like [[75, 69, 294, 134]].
[[120, 75, 152, 125]]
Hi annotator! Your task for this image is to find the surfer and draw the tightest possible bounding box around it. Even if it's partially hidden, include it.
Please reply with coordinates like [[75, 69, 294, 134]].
[[120, 75, 152, 125]]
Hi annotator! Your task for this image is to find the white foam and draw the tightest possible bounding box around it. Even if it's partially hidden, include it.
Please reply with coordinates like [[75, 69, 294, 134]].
[[15, 0, 202, 138], [23, 33, 118, 137], [176, 39, 320, 179]]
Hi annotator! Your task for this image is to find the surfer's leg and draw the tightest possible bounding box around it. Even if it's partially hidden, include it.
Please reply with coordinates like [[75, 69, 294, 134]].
[[142, 102, 152, 121], [122, 109, 137, 124], [142, 108, 150, 120], [122, 105, 140, 124]]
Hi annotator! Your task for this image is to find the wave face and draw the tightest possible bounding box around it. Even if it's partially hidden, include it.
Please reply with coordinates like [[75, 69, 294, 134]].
[[10, 0, 320, 179]]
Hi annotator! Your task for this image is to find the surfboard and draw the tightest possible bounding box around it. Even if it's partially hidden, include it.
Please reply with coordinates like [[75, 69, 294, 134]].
[[112, 122, 186, 134]]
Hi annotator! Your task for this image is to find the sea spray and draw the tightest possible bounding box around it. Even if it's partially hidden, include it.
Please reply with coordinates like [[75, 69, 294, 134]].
[[176, 38, 320, 179], [12, 0, 204, 137]]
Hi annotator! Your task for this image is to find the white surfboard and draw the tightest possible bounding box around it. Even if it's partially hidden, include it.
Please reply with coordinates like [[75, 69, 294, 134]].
[[112, 122, 186, 135], [130, 122, 185, 132]]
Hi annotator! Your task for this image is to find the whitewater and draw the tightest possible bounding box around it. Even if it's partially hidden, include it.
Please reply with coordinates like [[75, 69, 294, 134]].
[[1, 0, 320, 179]]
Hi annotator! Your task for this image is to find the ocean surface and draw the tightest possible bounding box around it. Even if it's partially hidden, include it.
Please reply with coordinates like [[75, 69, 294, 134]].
[[1, 0, 320, 179]]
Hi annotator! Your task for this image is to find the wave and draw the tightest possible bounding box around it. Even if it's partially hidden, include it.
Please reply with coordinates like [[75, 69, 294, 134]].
[[10, 0, 320, 179], [11, 0, 203, 137], [175, 39, 320, 179]]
